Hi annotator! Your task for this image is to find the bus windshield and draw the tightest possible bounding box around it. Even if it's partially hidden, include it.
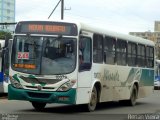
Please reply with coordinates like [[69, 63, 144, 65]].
[[12, 35, 77, 75]]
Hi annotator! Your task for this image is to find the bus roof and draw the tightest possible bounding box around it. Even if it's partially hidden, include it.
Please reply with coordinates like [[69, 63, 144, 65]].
[[79, 22, 154, 46], [16, 20, 154, 46]]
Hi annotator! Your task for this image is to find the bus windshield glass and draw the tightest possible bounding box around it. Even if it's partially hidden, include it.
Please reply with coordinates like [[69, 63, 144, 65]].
[[12, 36, 77, 75]]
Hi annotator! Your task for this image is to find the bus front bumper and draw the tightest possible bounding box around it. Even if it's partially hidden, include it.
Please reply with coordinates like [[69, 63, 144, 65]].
[[8, 84, 76, 104]]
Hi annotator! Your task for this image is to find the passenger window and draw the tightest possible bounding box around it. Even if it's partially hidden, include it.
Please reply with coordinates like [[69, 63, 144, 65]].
[[146, 46, 154, 68], [137, 44, 145, 67], [116, 39, 127, 65], [93, 34, 103, 63], [128, 42, 137, 66], [104, 36, 116, 64]]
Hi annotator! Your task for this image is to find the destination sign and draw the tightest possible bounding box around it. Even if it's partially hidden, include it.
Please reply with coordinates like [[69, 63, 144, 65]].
[[15, 21, 78, 36]]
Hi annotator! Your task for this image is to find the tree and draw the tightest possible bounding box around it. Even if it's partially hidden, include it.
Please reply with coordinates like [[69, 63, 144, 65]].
[[0, 31, 12, 40]]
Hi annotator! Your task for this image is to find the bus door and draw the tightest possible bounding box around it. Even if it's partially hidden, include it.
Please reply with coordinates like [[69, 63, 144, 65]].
[[76, 32, 92, 104]]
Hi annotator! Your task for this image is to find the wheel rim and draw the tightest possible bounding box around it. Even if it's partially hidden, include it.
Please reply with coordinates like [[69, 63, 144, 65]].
[[131, 88, 137, 105], [88, 87, 97, 111]]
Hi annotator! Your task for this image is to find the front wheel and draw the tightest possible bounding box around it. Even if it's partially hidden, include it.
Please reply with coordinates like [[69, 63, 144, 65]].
[[31, 102, 46, 111], [86, 86, 98, 112]]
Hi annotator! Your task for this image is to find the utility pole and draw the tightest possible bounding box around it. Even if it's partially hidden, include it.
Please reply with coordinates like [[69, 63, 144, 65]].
[[48, 0, 71, 20], [61, 0, 64, 20], [48, 0, 67, 20], [48, 0, 61, 19]]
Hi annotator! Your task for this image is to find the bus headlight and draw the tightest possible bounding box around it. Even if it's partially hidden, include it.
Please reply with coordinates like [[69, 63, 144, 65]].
[[9, 76, 23, 89], [57, 80, 76, 91]]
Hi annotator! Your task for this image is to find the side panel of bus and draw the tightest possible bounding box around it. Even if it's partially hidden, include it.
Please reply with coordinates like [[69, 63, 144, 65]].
[[93, 65, 154, 102]]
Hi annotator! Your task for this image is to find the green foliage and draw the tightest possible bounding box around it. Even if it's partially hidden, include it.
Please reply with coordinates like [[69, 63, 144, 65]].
[[0, 31, 12, 39]]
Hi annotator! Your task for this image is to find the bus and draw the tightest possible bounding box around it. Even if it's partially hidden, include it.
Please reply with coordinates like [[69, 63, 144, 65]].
[[8, 20, 155, 111], [154, 60, 160, 90], [0, 38, 11, 93]]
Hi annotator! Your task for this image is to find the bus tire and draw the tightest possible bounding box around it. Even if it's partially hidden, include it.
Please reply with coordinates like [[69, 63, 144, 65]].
[[126, 85, 138, 106], [86, 86, 98, 112], [31, 102, 46, 111]]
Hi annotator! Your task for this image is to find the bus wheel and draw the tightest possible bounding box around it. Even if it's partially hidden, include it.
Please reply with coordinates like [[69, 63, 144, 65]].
[[87, 86, 98, 112], [127, 85, 138, 106], [31, 102, 46, 111]]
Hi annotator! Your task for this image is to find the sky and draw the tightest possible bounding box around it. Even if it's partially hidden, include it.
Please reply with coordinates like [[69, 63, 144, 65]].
[[16, 0, 160, 34]]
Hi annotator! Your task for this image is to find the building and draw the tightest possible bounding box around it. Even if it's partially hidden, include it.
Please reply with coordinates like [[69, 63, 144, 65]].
[[0, 0, 16, 32], [129, 21, 160, 58], [130, 21, 160, 43], [129, 31, 160, 43], [154, 21, 160, 32]]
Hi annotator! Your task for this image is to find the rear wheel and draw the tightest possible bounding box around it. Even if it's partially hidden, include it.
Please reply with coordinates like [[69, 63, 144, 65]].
[[31, 102, 46, 111], [119, 85, 138, 106], [86, 86, 98, 112], [126, 85, 138, 106]]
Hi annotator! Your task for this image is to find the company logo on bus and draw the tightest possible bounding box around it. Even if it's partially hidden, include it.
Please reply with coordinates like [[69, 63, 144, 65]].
[[37, 85, 42, 91]]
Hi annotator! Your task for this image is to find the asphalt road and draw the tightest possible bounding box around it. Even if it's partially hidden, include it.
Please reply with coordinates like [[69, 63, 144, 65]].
[[1, 90, 160, 120]]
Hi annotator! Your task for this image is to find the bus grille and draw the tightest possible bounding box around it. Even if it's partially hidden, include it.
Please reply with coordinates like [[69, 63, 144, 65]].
[[25, 86, 55, 90], [20, 76, 61, 84]]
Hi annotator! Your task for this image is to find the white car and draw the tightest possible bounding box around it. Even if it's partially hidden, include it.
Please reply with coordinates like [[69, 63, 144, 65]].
[[154, 76, 160, 90]]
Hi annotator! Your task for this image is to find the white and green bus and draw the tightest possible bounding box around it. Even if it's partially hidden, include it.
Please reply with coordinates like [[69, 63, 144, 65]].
[[8, 20, 155, 111]]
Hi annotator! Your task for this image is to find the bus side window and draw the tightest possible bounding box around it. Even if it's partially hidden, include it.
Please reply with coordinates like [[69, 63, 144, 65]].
[[128, 42, 137, 66], [116, 39, 127, 65], [146, 46, 154, 68], [137, 44, 145, 67], [104, 36, 116, 64], [93, 34, 103, 63], [79, 36, 92, 71]]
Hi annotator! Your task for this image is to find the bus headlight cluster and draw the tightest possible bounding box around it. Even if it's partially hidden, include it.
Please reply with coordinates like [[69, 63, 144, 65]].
[[57, 80, 76, 91], [9, 76, 23, 89]]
